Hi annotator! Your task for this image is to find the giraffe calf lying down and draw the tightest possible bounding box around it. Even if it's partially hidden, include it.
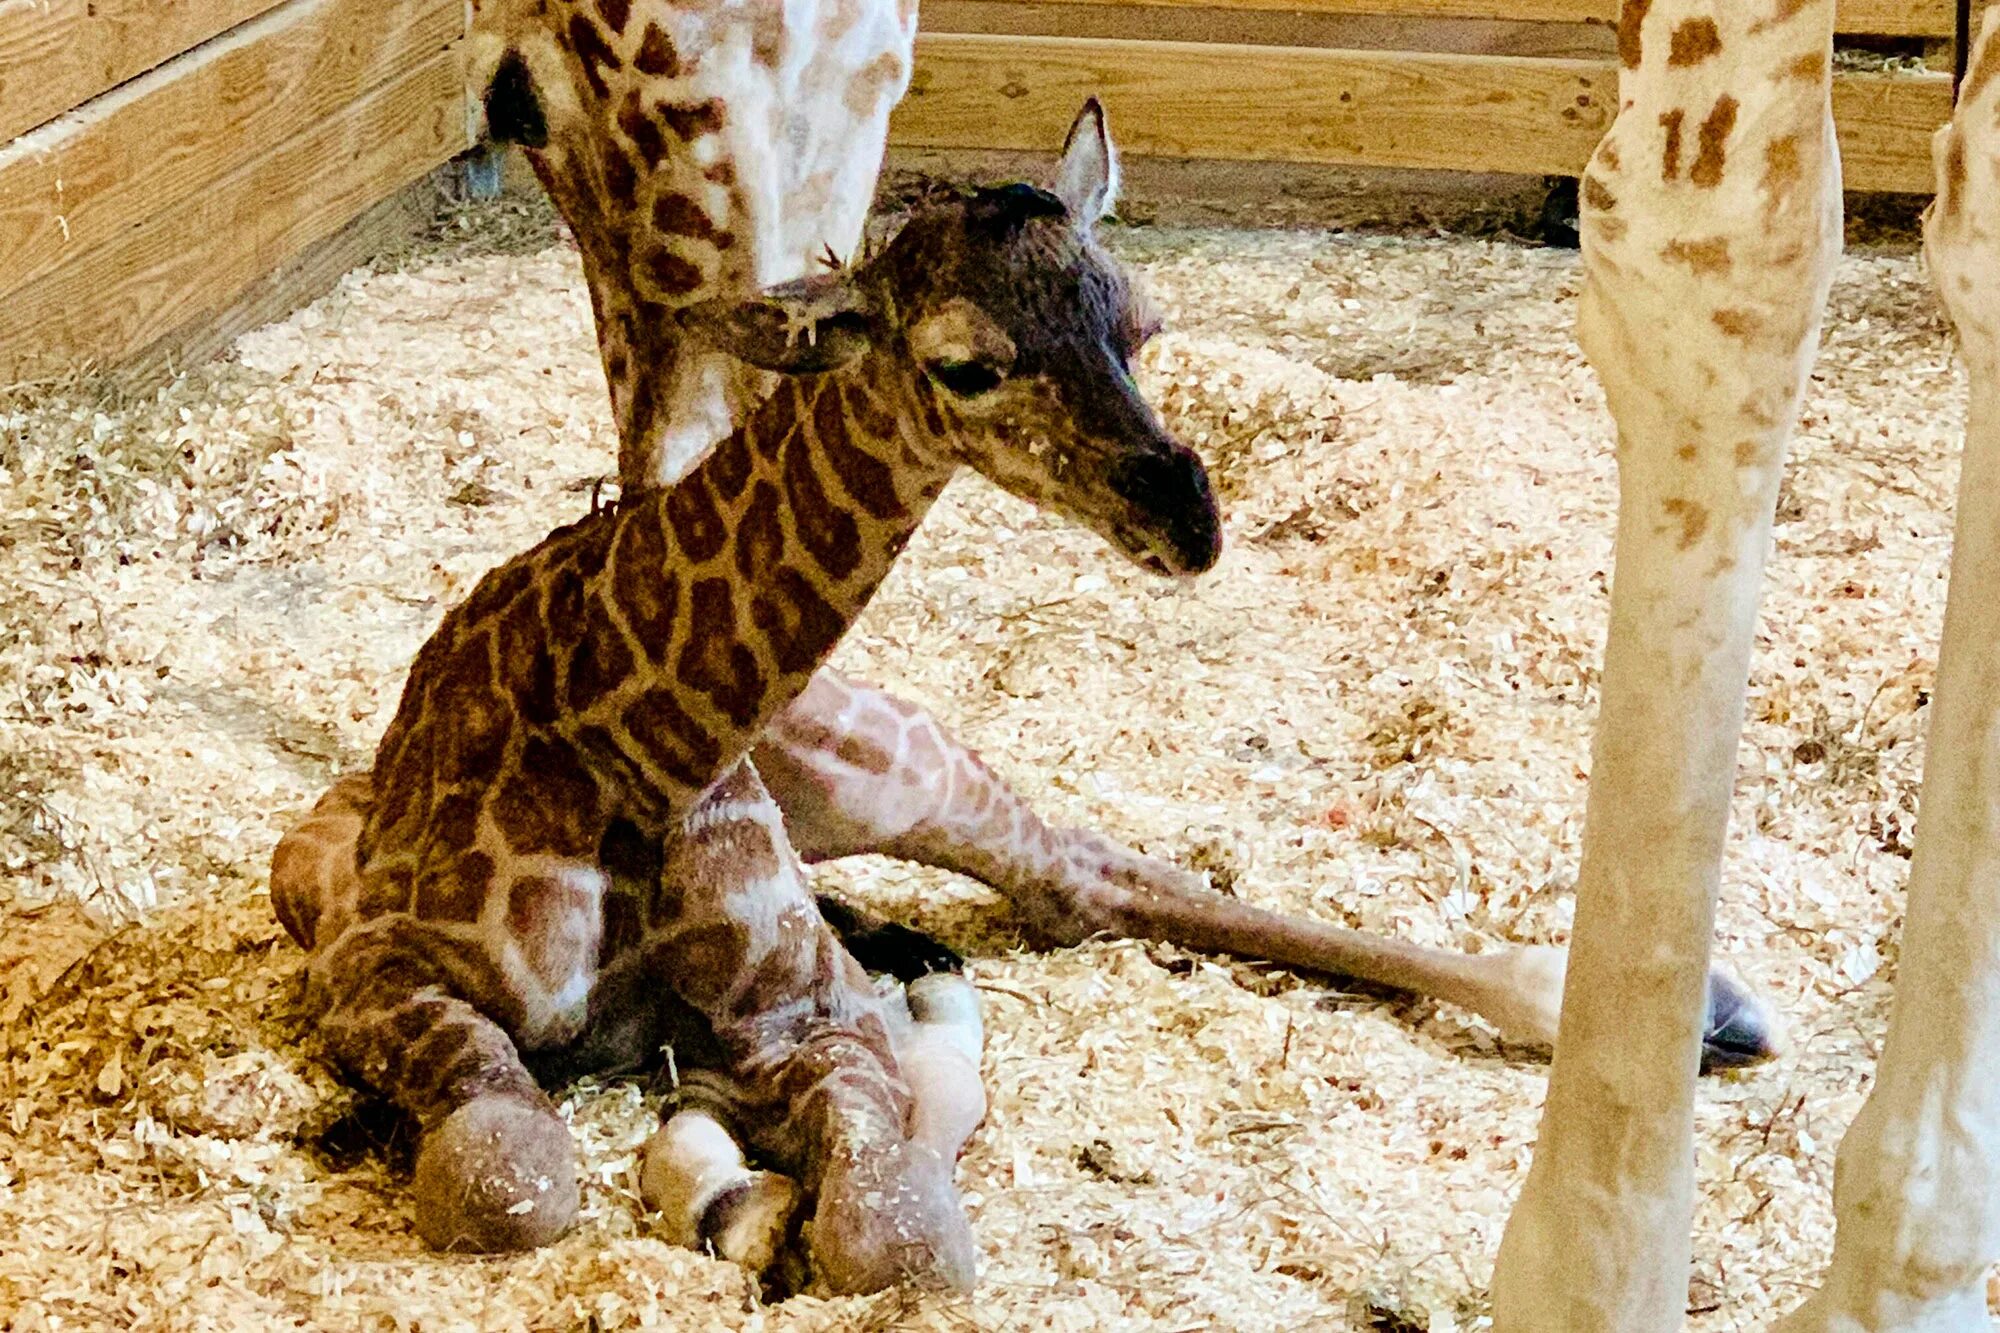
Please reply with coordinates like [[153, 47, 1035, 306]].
[[269, 103, 1780, 1295]]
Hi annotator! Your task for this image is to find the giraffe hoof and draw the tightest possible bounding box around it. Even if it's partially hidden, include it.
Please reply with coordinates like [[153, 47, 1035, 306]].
[[809, 1142, 978, 1295], [700, 1171, 804, 1275], [1701, 966, 1786, 1072], [412, 1094, 579, 1252]]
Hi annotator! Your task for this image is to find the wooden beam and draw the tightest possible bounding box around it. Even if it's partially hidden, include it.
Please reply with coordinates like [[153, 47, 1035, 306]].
[[0, 0, 463, 309], [893, 33, 1950, 193], [0, 0, 288, 143], [0, 48, 468, 381], [1009, 0, 1954, 39]]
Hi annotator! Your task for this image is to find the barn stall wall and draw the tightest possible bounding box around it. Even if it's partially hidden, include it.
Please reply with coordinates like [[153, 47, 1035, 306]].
[[0, 0, 1969, 383], [0, 0, 470, 384]]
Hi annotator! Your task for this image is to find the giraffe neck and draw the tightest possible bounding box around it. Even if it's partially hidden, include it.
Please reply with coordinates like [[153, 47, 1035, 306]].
[[564, 357, 957, 812]]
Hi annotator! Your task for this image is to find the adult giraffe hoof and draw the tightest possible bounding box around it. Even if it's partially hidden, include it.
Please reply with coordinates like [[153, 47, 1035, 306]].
[[808, 1142, 978, 1295], [1701, 966, 1786, 1072], [412, 1094, 579, 1252]]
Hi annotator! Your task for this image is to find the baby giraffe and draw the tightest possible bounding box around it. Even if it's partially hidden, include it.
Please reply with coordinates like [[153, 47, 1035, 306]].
[[271, 104, 1213, 1293]]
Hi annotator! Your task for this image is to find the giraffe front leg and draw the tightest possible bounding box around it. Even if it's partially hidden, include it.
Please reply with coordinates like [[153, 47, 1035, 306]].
[[308, 919, 579, 1252], [1489, 4, 1842, 1328], [644, 758, 977, 1295], [1778, 24, 2000, 1330], [757, 672, 1780, 1069]]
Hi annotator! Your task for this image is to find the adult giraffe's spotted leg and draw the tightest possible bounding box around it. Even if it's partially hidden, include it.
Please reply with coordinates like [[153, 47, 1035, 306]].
[[1490, 2, 1842, 1327], [1777, 15, 2000, 1329]]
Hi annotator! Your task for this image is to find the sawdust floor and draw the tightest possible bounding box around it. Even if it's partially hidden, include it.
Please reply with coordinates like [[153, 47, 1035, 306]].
[[0, 196, 1975, 1332]]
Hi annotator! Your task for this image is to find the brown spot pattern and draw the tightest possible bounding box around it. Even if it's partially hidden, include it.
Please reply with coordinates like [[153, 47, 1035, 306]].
[[1711, 307, 1762, 338], [599, 142, 639, 212], [1618, 0, 1650, 68], [1659, 109, 1685, 180], [418, 850, 493, 923], [676, 579, 765, 727], [612, 511, 678, 649], [659, 99, 725, 141], [661, 922, 750, 1008], [1785, 50, 1824, 81], [1661, 498, 1711, 549], [751, 567, 845, 676], [653, 193, 730, 247], [1667, 18, 1721, 66], [618, 91, 669, 170], [1762, 136, 1804, 211], [1661, 236, 1732, 274], [566, 15, 621, 100], [843, 51, 905, 117], [1582, 174, 1618, 213], [736, 480, 786, 581], [495, 608, 559, 726], [593, 0, 628, 33], [565, 593, 636, 712], [1690, 95, 1737, 188], [706, 430, 752, 501], [783, 424, 861, 580], [815, 387, 905, 520], [835, 735, 895, 774], [664, 474, 728, 562], [621, 685, 718, 787], [633, 22, 679, 76], [645, 249, 705, 297]]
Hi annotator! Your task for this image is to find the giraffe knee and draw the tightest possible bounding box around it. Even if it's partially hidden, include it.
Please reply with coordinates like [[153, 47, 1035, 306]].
[[412, 1093, 578, 1252]]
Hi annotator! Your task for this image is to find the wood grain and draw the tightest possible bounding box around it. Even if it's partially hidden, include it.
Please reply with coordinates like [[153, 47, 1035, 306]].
[[894, 33, 1950, 192], [0, 0, 462, 307], [1012, 0, 1954, 38], [0, 0, 288, 143], [0, 49, 467, 381]]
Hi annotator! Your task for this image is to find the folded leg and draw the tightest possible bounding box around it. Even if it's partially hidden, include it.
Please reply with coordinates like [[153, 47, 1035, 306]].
[[306, 918, 579, 1251], [638, 757, 977, 1295], [756, 670, 1779, 1069]]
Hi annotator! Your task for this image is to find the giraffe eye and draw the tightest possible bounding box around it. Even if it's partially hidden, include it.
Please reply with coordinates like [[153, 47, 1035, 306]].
[[929, 360, 1005, 398]]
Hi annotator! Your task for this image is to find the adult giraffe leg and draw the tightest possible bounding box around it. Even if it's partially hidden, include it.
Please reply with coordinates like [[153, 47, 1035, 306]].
[[1488, 4, 1842, 1329], [755, 672, 1781, 1067], [1778, 22, 2000, 1330]]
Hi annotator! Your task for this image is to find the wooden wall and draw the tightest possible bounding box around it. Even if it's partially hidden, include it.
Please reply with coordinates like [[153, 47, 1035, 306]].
[[0, 0, 469, 382], [892, 1, 1958, 193]]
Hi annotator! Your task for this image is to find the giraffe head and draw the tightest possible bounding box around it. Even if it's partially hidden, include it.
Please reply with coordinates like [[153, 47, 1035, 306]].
[[681, 101, 1224, 578]]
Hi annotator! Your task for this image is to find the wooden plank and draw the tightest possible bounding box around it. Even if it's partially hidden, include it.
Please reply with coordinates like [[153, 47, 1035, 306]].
[[120, 173, 441, 386], [893, 33, 1950, 193], [1011, 0, 1954, 38], [0, 48, 467, 381], [0, 0, 463, 308], [0, 0, 287, 144]]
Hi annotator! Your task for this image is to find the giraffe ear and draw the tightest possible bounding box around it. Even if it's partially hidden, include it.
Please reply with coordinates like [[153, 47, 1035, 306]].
[[680, 273, 879, 375], [1053, 97, 1119, 227]]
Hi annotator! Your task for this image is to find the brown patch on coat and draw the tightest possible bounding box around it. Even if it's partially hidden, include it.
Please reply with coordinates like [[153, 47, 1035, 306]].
[[1661, 498, 1710, 549], [1661, 236, 1731, 274], [564, 594, 636, 713], [1667, 18, 1722, 66], [1711, 307, 1763, 338], [1582, 174, 1618, 213], [735, 480, 787, 581], [1762, 136, 1804, 211], [664, 474, 729, 563], [750, 567, 846, 676], [1784, 50, 1824, 82], [783, 429, 862, 581], [1660, 109, 1685, 180], [843, 51, 906, 117], [1689, 95, 1738, 188], [623, 686, 720, 787], [632, 23, 679, 76], [652, 193, 731, 248], [1618, 0, 1651, 68], [815, 387, 905, 520], [612, 513, 680, 652], [593, 0, 628, 34], [676, 578, 765, 728], [659, 99, 726, 141], [566, 15, 622, 100]]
